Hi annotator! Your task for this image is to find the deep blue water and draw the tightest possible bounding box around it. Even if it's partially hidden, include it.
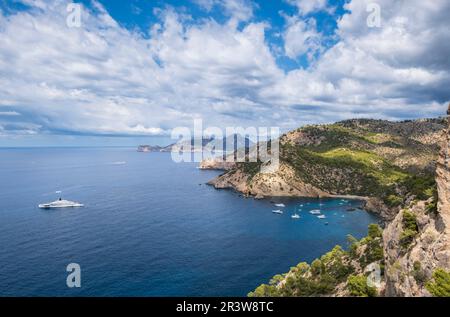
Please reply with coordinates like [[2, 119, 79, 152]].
[[0, 148, 378, 296]]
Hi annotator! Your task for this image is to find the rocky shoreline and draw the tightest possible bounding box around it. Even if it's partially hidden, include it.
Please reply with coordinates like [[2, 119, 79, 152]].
[[204, 160, 397, 221]]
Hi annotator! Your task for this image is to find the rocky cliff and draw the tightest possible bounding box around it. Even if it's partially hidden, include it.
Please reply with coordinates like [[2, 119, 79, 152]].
[[383, 107, 450, 296]]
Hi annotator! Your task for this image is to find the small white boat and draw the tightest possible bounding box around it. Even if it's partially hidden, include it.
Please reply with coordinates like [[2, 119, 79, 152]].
[[111, 161, 126, 165], [291, 213, 300, 219], [39, 198, 84, 209], [309, 209, 321, 215], [274, 203, 285, 207], [317, 215, 326, 219], [272, 209, 283, 214]]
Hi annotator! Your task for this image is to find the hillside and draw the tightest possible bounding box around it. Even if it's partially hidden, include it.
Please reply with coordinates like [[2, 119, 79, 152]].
[[207, 117, 446, 220], [246, 113, 450, 297]]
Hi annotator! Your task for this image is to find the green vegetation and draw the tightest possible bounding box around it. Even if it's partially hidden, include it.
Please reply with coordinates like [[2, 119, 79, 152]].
[[368, 223, 382, 238], [347, 234, 359, 259], [385, 194, 403, 207], [426, 199, 438, 214], [280, 136, 439, 208], [425, 269, 450, 297], [299, 124, 377, 151], [347, 274, 377, 297], [282, 142, 410, 200], [411, 261, 426, 285], [425, 186, 438, 214], [237, 160, 262, 180], [400, 175, 436, 201], [399, 211, 418, 250], [359, 224, 384, 267], [402, 210, 418, 231], [248, 224, 383, 297]]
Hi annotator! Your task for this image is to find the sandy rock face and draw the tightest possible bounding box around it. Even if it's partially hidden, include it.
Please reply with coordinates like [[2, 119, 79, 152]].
[[436, 113, 450, 232], [207, 169, 250, 194], [199, 158, 236, 170], [383, 200, 450, 296], [247, 163, 329, 198], [208, 163, 329, 198]]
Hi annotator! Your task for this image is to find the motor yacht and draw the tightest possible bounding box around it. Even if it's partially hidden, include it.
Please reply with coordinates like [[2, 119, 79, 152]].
[[38, 198, 84, 209]]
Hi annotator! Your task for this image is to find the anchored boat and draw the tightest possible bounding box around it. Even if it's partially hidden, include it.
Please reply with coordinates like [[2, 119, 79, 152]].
[[38, 198, 84, 209]]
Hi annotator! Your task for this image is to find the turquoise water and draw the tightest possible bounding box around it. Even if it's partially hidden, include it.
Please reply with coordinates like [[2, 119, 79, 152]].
[[0, 148, 378, 296]]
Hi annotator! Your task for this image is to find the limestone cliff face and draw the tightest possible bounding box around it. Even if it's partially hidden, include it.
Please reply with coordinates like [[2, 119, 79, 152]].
[[364, 197, 399, 221], [208, 162, 328, 198], [383, 107, 450, 296], [199, 158, 235, 171], [436, 107, 450, 235]]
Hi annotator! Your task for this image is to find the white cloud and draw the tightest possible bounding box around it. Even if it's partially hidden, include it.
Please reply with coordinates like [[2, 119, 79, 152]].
[[0, 0, 448, 139], [266, 0, 450, 122], [194, 0, 254, 23], [0, 111, 21, 116], [286, 0, 330, 15], [283, 15, 323, 60]]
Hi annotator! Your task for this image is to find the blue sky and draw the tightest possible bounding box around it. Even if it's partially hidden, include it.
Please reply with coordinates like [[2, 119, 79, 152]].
[[0, 0, 449, 146], [72, 0, 346, 71]]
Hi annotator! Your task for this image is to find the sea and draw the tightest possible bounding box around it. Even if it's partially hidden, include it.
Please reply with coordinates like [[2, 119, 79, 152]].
[[0, 147, 378, 296]]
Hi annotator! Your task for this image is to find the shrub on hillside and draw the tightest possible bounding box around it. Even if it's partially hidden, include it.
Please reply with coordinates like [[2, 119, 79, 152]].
[[425, 269, 450, 297], [347, 274, 377, 297]]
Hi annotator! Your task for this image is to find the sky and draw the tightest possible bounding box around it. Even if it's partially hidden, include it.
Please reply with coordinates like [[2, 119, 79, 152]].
[[0, 0, 449, 146]]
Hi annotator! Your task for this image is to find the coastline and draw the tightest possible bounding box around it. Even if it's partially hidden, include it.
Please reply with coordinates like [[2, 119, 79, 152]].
[[205, 177, 393, 222]]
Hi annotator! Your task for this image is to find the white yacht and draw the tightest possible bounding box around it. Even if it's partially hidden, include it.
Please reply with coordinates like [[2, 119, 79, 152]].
[[291, 213, 300, 219], [309, 209, 321, 215], [317, 215, 326, 219], [274, 203, 285, 207], [38, 198, 84, 209], [272, 209, 283, 214]]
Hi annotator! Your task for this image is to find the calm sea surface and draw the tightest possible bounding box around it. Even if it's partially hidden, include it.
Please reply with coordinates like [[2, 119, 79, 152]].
[[0, 147, 378, 296]]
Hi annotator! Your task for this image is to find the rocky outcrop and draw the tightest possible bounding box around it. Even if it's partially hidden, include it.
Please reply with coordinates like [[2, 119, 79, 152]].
[[364, 197, 399, 221], [208, 168, 251, 194], [199, 158, 236, 170], [208, 162, 329, 198], [383, 105, 450, 296], [384, 201, 439, 296]]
